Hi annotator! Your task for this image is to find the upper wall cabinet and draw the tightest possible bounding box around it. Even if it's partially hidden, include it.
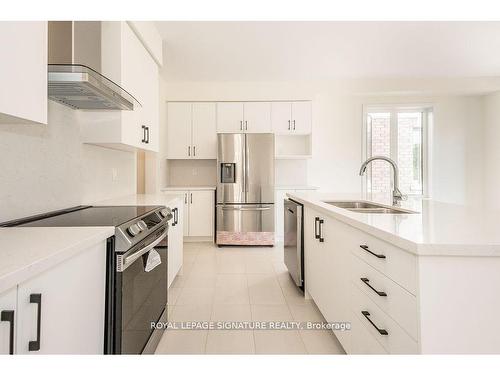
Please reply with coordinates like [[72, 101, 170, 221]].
[[80, 22, 160, 152], [0, 22, 47, 125], [167, 102, 217, 159], [217, 102, 272, 133], [271, 101, 312, 135]]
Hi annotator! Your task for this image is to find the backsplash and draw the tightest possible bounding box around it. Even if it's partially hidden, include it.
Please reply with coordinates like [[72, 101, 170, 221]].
[[0, 101, 136, 222]]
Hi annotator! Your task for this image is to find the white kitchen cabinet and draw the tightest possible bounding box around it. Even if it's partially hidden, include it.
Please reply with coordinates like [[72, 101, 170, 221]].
[[216, 102, 271, 133], [164, 190, 214, 239], [81, 22, 160, 152], [167, 102, 217, 159], [217, 102, 244, 132], [167, 103, 192, 159], [15, 241, 106, 354], [168, 198, 184, 288], [243, 102, 272, 133], [0, 288, 17, 354], [192, 103, 217, 158], [0, 22, 47, 125], [188, 190, 215, 237], [271, 102, 311, 135]]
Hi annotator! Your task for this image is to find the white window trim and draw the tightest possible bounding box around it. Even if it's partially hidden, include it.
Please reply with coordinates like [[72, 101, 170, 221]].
[[361, 104, 432, 198]]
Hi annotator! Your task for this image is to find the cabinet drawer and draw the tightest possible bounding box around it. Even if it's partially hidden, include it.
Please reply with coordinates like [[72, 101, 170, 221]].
[[351, 282, 418, 354], [352, 231, 417, 295], [350, 312, 387, 354], [351, 254, 418, 341]]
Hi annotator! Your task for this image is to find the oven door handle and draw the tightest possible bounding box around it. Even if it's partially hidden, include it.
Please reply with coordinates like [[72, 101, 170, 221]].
[[119, 231, 167, 272]]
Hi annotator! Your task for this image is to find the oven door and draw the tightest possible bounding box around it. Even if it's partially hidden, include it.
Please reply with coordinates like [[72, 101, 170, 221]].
[[115, 226, 168, 354]]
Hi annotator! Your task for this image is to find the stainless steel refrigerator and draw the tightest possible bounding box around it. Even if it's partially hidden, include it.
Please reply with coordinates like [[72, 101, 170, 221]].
[[216, 133, 275, 246]]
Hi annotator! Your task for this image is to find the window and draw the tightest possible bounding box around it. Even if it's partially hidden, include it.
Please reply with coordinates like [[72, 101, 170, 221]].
[[363, 105, 431, 196]]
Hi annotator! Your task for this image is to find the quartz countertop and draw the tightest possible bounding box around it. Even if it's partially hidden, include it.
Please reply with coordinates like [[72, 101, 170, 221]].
[[276, 185, 318, 190], [92, 193, 182, 206], [288, 191, 500, 257], [161, 186, 216, 191], [0, 226, 114, 293]]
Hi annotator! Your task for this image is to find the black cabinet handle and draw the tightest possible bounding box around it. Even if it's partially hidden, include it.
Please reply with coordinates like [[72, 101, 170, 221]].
[[171, 208, 176, 226], [314, 217, 320, 239], [145, 126, 150, 144], [188, 146, 191, 157], [293, 120, 296, 130], [1, 310, 15, 354], [360, 245, 386, 259], [318, 219, 324, 242], [29, 293, 42, 352], [190, 193, 193, 204], [360, 277, 387, 297], [288, 120, 291, 130], [361, 310, 388, 336], [193, 146, 196, 157], [141, 125, 146, 143]]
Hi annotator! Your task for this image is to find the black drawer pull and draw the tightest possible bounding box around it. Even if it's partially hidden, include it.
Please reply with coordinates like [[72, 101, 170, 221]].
[[29, 293, 42, 351], [361, 310, 388, 336], [360, 245, 386, 259], [314, 217, 320, 239], [318, 219, 324, 242], [360, 277, 387, 297], [171, 208, 177, 226], [1, 310, 15, 354]]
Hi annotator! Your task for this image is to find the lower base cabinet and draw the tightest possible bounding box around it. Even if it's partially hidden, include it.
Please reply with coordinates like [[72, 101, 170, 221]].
[[0, 241, 106, 354], [168, 198, 184, 288], [0, 288, 17, 354]]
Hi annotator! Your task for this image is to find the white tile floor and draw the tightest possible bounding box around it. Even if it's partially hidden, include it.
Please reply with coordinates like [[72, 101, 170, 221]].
[[155, 242, 345, 355]]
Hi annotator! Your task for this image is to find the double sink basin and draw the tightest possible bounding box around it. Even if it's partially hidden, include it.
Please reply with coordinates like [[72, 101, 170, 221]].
[[323, 201, 417, 214]]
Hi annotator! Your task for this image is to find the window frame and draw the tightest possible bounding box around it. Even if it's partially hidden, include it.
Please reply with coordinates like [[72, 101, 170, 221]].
[[361, 104, 432, 198]]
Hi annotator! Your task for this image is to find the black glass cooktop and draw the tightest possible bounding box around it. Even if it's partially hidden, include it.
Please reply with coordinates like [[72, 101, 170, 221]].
[[0, 206, 162, 228]]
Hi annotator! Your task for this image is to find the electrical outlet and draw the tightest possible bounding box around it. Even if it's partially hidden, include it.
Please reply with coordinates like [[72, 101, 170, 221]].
[[112, 168, 118, 181]]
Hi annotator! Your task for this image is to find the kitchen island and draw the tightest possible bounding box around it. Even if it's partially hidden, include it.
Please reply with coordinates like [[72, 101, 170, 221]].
[[288, 191, 500, 354]]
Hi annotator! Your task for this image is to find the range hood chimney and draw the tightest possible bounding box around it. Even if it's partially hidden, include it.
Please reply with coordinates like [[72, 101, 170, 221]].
[[47, 21, 139, 111]]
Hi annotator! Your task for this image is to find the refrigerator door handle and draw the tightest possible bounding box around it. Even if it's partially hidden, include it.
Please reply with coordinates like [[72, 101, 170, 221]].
[[221, 205, 273, 211]]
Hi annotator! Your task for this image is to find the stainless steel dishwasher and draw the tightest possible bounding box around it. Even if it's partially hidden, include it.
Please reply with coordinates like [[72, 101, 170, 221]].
[[284, 198, 304, 290]]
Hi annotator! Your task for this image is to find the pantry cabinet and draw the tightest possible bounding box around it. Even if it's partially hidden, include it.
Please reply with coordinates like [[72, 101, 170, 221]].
[[271, 101, 311, 134], [0, 21, 47, 125], [81, 21, 160, 152], [166, 102, 217, 159], [168, 198, 184, 288], [164, 190, 214, 239], [216, 102, 272, 133], [0, 241, 106, 355]]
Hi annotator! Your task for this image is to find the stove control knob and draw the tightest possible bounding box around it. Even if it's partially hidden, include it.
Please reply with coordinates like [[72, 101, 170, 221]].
[[160, 208, 171, 218], [137, 220, 147, 231], [127, 223, 141, 237]]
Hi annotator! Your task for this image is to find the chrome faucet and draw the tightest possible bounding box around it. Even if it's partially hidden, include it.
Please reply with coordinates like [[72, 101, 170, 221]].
[[359, 156, 407, 206]]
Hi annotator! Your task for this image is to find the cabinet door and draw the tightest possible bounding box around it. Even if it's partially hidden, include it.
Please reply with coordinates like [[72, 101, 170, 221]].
[[244, 102, 271, 133], [217, 102, 244, 133], [142, 52, 159, 152], [0, 287, 17, 355], [275, 190, 293, 243], [192, 103, 217, 159], [188, 190, 214, 237], [0, 22, 47, 124], [120, 22, 146, 149], [16, 242, 106, 354], [271, 102, 292, 134], [291, 102, 312, 134], [168, 200, 184, 288], [167, 103, 192, 159]]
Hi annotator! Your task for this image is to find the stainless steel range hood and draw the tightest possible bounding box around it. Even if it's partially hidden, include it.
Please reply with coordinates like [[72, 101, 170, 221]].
[[48, 21, 139, 111]]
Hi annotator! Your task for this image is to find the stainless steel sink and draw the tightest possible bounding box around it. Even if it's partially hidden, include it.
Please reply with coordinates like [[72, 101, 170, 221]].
[[323, 200, 417, 214]]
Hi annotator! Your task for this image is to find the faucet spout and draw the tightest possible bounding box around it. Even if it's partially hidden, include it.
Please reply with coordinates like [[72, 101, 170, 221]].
[[359, 156, 406, 206]]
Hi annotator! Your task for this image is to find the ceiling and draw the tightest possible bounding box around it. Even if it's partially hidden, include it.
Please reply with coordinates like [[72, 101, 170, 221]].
[[155, 21, 500, 82]]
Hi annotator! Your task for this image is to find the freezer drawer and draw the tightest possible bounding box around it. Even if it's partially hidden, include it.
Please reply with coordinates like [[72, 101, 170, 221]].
[[216, 204, 274, 246], [284, 199, 303, 288]]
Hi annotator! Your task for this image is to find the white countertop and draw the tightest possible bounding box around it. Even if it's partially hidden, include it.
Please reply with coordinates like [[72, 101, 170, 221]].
[[288, 191, 500, 257], [276, 185, 318, 190], [93, 193, 182, 206], [161, 186, 216, 191], [0, 227, 114, 293]]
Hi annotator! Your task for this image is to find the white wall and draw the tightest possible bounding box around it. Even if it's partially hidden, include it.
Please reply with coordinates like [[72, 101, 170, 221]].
[[0, 101, 136, 222], [158, 80, 486, 206], [483, 91, 500, 209]]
